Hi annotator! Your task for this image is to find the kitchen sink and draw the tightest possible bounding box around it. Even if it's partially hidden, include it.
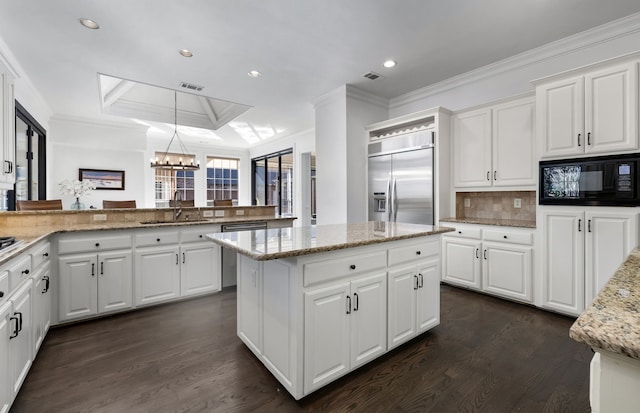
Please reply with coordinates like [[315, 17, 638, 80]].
[[140, 219, 211, 225]]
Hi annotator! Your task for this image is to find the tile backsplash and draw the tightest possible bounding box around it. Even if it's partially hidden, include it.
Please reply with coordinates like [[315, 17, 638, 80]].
[[455, 191, 536, 221]]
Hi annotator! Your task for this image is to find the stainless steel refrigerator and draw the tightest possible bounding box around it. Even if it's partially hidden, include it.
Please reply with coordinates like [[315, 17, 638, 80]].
[[368, 129, 434, 225]]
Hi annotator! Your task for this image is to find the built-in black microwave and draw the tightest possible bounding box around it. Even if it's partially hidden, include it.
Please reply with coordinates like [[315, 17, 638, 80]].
[[539, 153, 640, 206]]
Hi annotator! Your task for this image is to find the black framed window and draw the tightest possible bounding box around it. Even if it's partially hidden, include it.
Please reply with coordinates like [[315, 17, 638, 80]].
[[251, 149, 293, 215]]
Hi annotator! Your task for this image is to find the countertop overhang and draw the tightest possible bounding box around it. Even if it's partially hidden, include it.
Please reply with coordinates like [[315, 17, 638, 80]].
[[570, 247, 640, 360], [440, 217, 536, 229], [207, 221, 455, 261]]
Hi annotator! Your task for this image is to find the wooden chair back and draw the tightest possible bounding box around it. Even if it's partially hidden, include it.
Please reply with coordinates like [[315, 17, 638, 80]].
[[213, 199, 233, 207], [16, 199, 63, 211], [169, 200, 194, 207], [102, 200, 137, 209]]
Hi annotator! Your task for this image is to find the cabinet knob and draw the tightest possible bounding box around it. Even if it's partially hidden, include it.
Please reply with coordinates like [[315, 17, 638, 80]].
[[22, 269, 29, 275], [416, 251, 421, 255], [349, 264, 356, 270], [199, 235, 203, 238], [157, 238, 161, 242], [503, 235, 507, 239], [0, 291, 4, 297], [458, 231, 462, 234], [95, 242, 100, 247], [43, 252, 49, 257]]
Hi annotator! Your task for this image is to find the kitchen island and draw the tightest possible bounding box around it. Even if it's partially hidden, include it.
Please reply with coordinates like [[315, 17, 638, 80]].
[[207, 221, 454, 399], [570, 247, 640, 413]]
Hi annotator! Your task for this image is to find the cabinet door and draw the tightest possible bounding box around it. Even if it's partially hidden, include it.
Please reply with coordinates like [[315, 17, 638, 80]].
[[387, 265, 417, 350], [304, 282, 350, 394], [537, 76, 584, 158], [134, 246, 180, 306], [584, 62, 638, 154], [350, 272, 386, 369], [453, 108, 492, 187], [32, 263, 51, 354], [416, 258, 440, 334], [237, 255, 262, 355], [0, 71, 15, 186], [181, 243, 221, 297], [10, 280, 32, 397], [0, 301, 12, 413], [585, 212, 637, 305], [98, 250, 133, 314], [492, 97, 536, 187], [58, 253, 97, 322], [542, 210, 585, 315], [442, 237, 482, 289], [482, 242, 532, 303]]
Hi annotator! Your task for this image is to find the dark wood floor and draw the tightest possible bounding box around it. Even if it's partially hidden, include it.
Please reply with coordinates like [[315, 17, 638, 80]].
[[11, 285, 592, 413]]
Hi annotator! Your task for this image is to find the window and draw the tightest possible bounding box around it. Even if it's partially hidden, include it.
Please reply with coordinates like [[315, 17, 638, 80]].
[[251, 149, 293, 215], [206, 157, 239, 206], [154, 152, 195, 207]]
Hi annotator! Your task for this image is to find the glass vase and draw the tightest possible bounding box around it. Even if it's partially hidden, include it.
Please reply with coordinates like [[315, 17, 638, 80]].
[[70, 197, 85, 210]]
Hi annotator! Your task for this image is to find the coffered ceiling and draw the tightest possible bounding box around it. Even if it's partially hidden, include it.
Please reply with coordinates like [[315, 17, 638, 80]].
[[1, 1, 640, 148]]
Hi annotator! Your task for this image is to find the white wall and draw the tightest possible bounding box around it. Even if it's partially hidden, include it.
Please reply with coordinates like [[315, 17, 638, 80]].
[[249, 128, 315, 225]]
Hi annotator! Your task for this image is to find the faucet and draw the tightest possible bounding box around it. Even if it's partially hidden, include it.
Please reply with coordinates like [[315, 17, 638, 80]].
[[173, 190, 182, 221]]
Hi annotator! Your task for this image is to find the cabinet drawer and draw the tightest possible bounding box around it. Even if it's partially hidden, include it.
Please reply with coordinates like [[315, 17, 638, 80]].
[[483, 229, 533, 245], [181, 225, 221, 243], [30, 241, 51, 270], [58, 234, 133, 254], [135, 230, 180, 247], [8, 254, 32, 290], [388, 240, 440, 267], [442, 227, 482, 239], [0, 271, 7, 304], [303, 252, 386, 287]]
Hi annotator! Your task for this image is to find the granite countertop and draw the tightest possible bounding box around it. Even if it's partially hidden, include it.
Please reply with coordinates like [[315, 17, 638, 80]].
[[0, 215, 296, 266], [207, 221, 455, 261], [440, 217, 536, 229], [570, 247, 640, 360]]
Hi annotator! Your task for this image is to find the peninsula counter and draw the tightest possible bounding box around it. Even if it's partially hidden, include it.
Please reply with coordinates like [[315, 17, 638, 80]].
[[207, 221, 454, 399]]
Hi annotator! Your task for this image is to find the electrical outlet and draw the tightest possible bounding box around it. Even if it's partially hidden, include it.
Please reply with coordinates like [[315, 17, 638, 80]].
[[464, 198, 471, 208], [214, 210, 225, 217], [514, 198, 522, 209], [202, 210, 214, 217], [93, 214, 107, 221], [235, 209, 245, 216]]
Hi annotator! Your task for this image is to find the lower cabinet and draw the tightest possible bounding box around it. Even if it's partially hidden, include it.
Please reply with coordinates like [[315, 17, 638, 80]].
[[180, 243, 221, 297], [32, 262, 51, 354], [58, 250, 133, 322], [0, 301, 12, 413], [9, 280, 33, 400], [134, 246, 181, 306], [442, 237, 482, 289], [303, 272, 387, 394], [388, 258, 440, 350]]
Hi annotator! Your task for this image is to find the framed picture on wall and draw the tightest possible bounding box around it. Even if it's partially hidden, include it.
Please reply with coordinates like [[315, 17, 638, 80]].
[[79, 168, 125, 190]]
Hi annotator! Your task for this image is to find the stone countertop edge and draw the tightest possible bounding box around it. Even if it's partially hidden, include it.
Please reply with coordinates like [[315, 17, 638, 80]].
[[569, 247, 640, 360], [0, 216, 296, 266], [440, 217, 536, 229], [207, 225, 455, 261]]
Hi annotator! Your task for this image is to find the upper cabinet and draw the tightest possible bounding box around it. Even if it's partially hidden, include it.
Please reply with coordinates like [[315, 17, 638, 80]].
[[536, 59, 638, 159], [453, 95, 536, 189], [0, 63, 15, 189]]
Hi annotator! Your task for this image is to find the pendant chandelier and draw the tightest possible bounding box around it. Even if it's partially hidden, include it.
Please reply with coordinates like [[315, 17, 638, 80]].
[[150, 90, 200, 171]]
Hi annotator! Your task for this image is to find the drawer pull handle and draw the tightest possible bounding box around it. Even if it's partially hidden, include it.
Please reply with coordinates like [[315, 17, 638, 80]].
[[22, 269, 30, 275], [349, 264, 356, 270], [416, 251, 421, 255]]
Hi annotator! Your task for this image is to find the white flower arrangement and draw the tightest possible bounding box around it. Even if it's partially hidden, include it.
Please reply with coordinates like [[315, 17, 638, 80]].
[[59, 179, 96, 198]]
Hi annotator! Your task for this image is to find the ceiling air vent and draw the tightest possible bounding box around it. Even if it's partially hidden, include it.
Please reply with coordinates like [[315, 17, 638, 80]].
[[179, 81, 204, 91], [363, 71, 382, 80]]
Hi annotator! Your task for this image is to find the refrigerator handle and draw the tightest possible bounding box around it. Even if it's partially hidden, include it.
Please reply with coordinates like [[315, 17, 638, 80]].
[[386, 177, 392, 222], [393, 178, 398, 222]]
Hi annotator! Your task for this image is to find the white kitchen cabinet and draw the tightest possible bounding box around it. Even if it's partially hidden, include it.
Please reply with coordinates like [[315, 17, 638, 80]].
[[0, 300, 12, 413], [32, 262, 51, 354], [237, 256, 262, 354], [179, 224, 222, 297], [58, 250, 133, 322], [453, 95, 535, 188], [9, 280, 32, 399], [537, 60, 638, 158], [541, 207, 638, 315], [304, 272, 387, 394], [134, 245, 180, 306], [442, 223, 534, 303], [0, 67, 15, 189]]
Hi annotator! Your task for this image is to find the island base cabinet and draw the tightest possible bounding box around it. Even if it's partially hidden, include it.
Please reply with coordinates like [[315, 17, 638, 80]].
[[0, 301, 12, 413], [303, 272, 387, 395], [10, 280, 32, 399], [237, 256, 262, 355]]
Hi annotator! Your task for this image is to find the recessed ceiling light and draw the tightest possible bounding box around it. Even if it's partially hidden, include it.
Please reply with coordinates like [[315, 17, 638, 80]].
[[383, 60, 397, 68], [179, 49, 193, 58], [248, 70, 261, 78], [78, 18, 100, 29]]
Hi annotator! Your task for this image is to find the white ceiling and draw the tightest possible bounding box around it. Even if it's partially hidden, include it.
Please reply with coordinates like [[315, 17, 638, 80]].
[[2, 1, 640, 148]]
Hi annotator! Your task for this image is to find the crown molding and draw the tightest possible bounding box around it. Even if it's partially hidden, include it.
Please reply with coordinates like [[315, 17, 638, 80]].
[[50, 114, 149, 132], [390, 12, 640, 109], [312, 85, 347, 109], [346, 85, 389, 109]]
